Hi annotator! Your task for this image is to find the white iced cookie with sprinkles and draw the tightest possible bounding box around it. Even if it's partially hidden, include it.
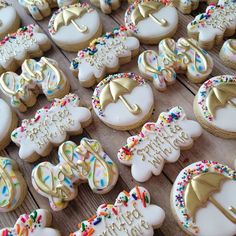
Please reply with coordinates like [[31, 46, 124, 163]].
[[11, 94, 92, 162], [71, 186, 165, 236], [194, 75, 236, 138], [0, 99, 18, 150], [71, 26, 140, 88], [219, 39, 236, 70], [18, 0, 77, 20], [171, 160, 236, 236], [92, 73, 154, 131], [48, 3, 102, 52], [32, 138, 118, 211], [0, 1, 20, 39], [0, 24, 51, 75], [0, 157, 27, 212], [118, 106, 202, 182], [125, 0, 178, 44], [0, 57, 70, 112], [138, 37, 213, 91], [0, 209, 61, 236], [187, 1, 236, 50]]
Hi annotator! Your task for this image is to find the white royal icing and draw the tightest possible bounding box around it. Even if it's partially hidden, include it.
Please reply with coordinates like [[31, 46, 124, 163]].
[[71, 27, 140, 87], [0, 209, 61, 236], [72, 187, 165, 236], [0, 24, 51, 75], [220, 39, 236, 68], [11, 94, 92, 162], [90, 0, 121, 13], [171, 160, 236, 236], [118, 106, 202, 182], [32, 139, 118, 211], [48, 3, 101, 51], [125, 0, 178, 43]]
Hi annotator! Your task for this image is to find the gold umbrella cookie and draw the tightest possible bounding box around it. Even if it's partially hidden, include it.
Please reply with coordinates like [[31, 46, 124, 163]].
[[187, 0, 236, 50], [48, 3, 102, 52], [0, 209, 61, 235], [92, 73, 154, 130], [18, 0, 77, 20], [171, 160, 236, 236], [138, 37, 213, 91], [0, 1, 20, 39], [194, 75, 236, 138], [71, 186, 165, 236], [70, 26, 140, 88], [32, 139, 118, 211], [118, 106, 202, 182], [125, 0, 178, 44], [0, 57, 70, 112], [0, 157, 27, 212], [11, 94, 92, 162]]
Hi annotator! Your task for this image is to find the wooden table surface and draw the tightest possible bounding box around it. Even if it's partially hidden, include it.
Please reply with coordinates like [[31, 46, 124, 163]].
[[1, 1, 236, 235]]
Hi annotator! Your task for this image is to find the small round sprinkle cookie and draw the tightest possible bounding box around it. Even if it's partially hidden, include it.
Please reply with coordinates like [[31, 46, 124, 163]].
[[171, 160, 236, 236], [219, 39, 236, 70], [0, 1, 20, 39], [194, 75, 236, 139], [48, 3, 102, 52], [92, 73, 154, 130], [124, 0, 178, 44]]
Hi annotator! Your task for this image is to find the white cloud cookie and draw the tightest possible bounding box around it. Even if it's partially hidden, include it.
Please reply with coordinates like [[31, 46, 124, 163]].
[[11, 94, 92, 162], [32, 139, 118, 211], [118, 106, 202, 182], [0, 209, 61, 236], [71, 186, 165, 236]]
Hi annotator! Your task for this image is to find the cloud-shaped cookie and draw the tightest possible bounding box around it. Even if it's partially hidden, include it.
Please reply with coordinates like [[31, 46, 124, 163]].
[[71, 186, 165, 236], [118, 106, 202, 182]]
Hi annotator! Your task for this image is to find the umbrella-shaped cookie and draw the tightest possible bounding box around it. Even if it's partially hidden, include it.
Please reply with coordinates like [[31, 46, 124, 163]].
[[184, 172, 236, 223], [131, 1, 167, 26], [206, 83, 236, 117], [99, 77, 141, 114], [53, 5, 88, 33]]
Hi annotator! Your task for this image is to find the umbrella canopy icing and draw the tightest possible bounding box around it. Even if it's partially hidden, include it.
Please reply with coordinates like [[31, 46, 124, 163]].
[[206, 83, 236, 117]]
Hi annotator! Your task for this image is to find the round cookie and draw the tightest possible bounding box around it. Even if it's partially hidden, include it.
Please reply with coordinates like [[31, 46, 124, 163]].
[[171, 160, 236, 236], [0, 1, 20, 39], [124, 0, 178, 44], [0, 99, 18, 150], [194, 75, 236, 139], [92, 73, 154, 130], [48, 3, 102, 52], [219, 39, 236, 70]]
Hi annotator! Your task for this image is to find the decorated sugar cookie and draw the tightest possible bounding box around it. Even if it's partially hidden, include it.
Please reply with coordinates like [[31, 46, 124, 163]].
[[71, 186, 165, 236], [0, 209, 61, 235], [194, 75, 236, 138], [18, 0, 77, 20], [32, 139, 118, 211], [0, 57, 70, 112], [187, 1, 236, 50], [125, 0, 178, 44], [0, 24, 51, 75], [173, 0, 218, 14], [138, 38, 213, 90], [0, 1, 20, 39], [71, 26, 140, 87], [11, 94, 92, 162], [171, 160, 236, 236], [90, 0, 121, 14], [48, 3, 102, 52], [0, 99, 18, 150], [92, 73, 154, 130], [118, 106, 202, 182], [0, 157, 27, 212], [220, 39, 236, 70]]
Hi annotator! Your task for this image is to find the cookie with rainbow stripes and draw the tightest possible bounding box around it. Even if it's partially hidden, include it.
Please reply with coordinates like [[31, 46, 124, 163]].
[[70, 186, 165, 236], [0, 209, 61, 235], [171, 160, 236, 236]]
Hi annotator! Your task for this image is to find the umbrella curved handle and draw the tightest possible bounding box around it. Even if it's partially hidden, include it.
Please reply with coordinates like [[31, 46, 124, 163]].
[[71, 20, 88, 33], [119, 95, 140, 115], [149, 13, 167, 26]]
